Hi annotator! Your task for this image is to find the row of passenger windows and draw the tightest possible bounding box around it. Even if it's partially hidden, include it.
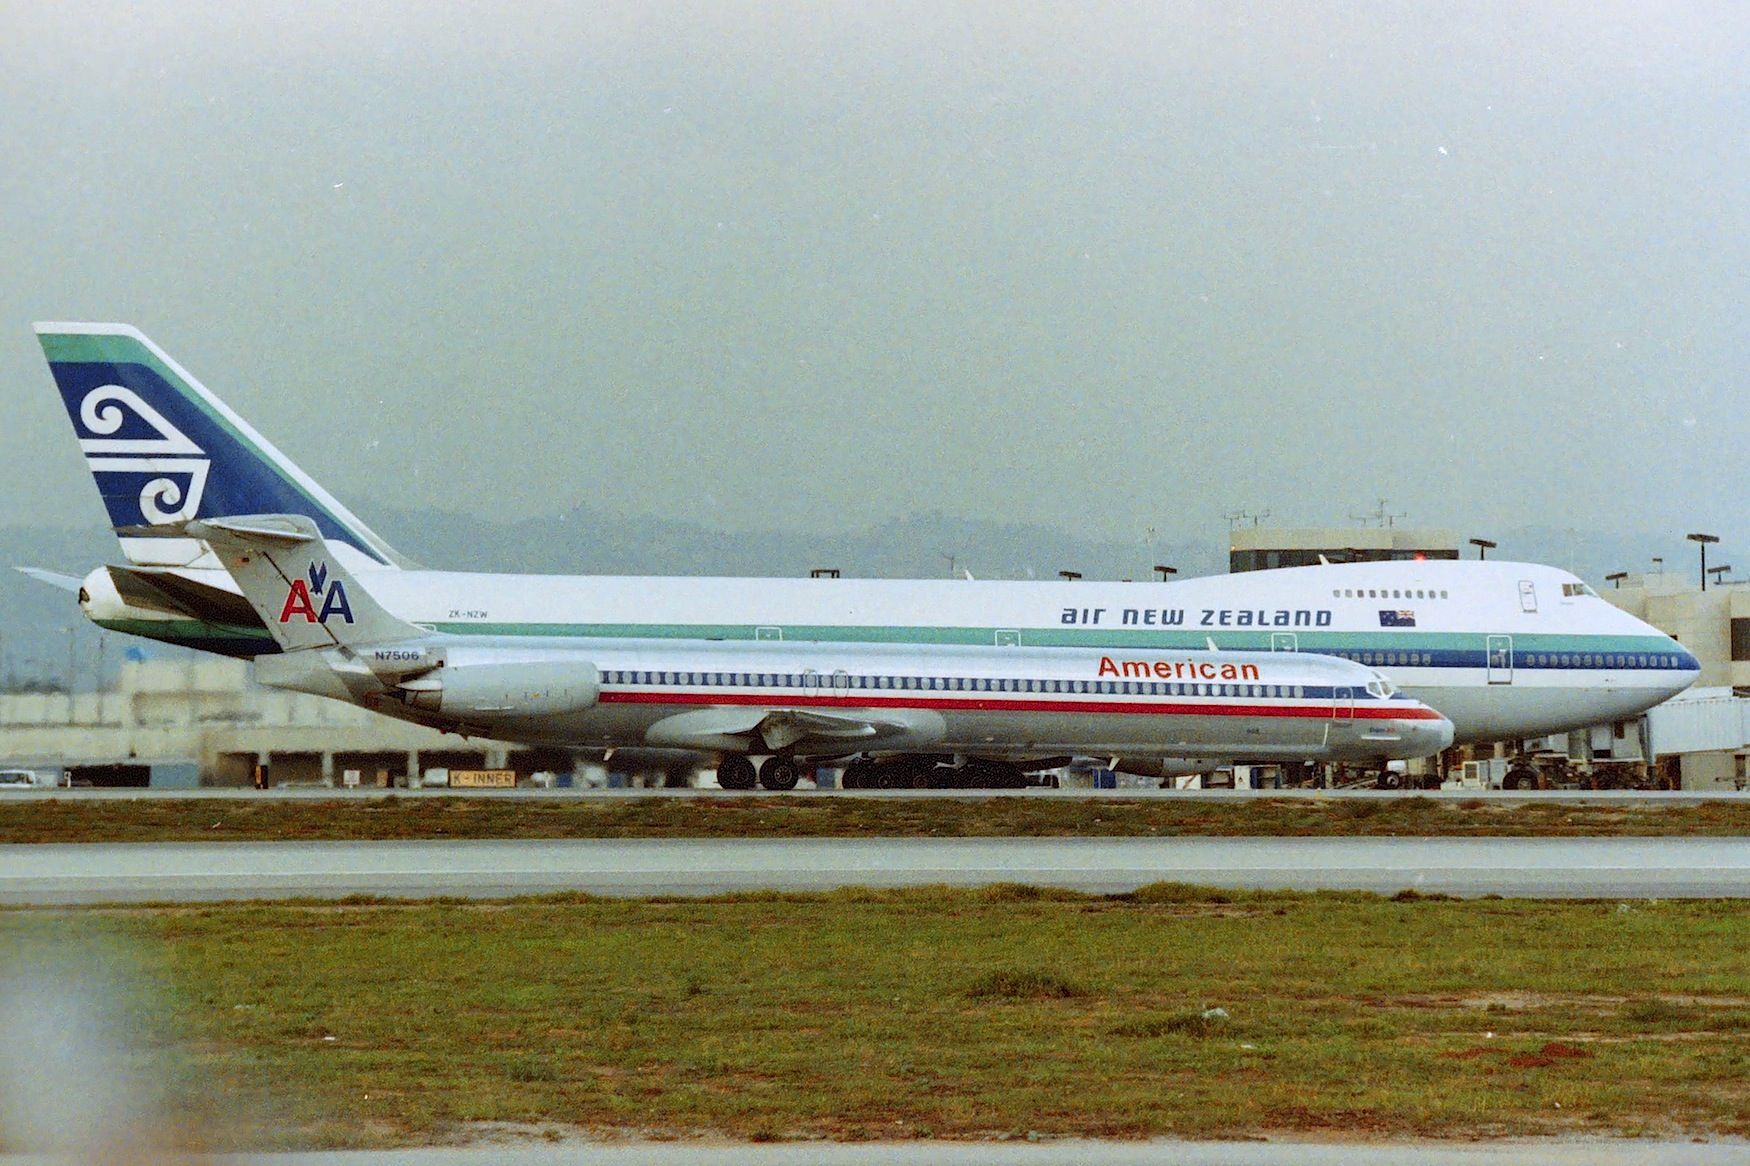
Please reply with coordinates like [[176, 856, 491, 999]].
[[1332, 588, 1449, 599], [601, 670, 1312, 700], [1327, 650, 1684, 670], [1525, 652, 1681, 669], [1331, 650, 1435, 667]]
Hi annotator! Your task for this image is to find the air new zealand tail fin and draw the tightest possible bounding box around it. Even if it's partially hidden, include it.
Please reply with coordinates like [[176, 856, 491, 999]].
[[33, 323, 407, 572], [188, 515, 423, 653]]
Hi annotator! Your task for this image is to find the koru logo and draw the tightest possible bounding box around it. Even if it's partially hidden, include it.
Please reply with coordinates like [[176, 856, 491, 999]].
[[279, 561, 355, 625], [78, 385, 210, 524]]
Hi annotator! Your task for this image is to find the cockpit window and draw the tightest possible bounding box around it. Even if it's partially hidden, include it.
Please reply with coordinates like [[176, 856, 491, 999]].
[[1365, 675, 1397, 698], [1561, 582, 1600, 598]]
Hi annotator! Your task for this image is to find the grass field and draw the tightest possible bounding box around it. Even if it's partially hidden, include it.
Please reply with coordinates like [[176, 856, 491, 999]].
[[4, 793, 1750, 844], [4, 885, 1749, 1150]]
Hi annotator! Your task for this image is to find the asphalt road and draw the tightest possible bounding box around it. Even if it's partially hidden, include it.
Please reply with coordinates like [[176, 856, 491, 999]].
[[4, 835, 1750, 903]]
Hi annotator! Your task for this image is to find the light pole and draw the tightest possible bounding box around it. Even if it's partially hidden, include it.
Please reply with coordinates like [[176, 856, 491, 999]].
[[1468, 538, 1496, 561], [1058, 570, 1082, 582], [63, 626, 77, 723], [1687, 532, 1720, 591], [1154, 564, 1177, 582], [1604, 571, 1628, 589], [1708, 565, 1731, 588]]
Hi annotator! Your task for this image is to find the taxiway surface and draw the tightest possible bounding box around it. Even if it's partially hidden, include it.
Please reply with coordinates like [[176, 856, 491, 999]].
[[4, 835, 1750, 903]]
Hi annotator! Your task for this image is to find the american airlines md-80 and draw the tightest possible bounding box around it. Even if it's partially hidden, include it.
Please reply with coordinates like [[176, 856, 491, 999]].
[[22, 324, 1698, 782]]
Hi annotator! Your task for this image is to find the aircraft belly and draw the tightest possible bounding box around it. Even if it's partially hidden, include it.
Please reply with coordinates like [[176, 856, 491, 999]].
[[934, 708, 1333, 759], [1404, 679, 1681, 745]]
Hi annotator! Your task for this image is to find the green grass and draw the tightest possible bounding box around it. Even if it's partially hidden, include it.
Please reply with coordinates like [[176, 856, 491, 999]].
[[4, 794, 1750, 844], [4, 886, 1749, 1149]]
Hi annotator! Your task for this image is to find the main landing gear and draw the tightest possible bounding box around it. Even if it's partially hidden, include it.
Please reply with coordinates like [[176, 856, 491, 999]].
[[714, 755, 799, 791]]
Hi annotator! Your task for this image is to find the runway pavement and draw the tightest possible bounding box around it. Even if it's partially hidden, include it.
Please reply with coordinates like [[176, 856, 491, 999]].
[[4, 834, 1750, 903]]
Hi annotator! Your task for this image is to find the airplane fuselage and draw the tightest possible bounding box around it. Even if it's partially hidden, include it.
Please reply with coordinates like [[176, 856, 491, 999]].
[[84, 557, 1698, 746]]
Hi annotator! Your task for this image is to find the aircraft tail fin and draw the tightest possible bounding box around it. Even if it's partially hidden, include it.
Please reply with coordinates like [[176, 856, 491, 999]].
[[189, 514, 423, 653], [33, 323, 407, 571]]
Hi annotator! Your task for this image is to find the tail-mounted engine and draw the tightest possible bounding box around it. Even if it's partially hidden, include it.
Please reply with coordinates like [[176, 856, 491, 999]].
[[392, 659, 601, 719]]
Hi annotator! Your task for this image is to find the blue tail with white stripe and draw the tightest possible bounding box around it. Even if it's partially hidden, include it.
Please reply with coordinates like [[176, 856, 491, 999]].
[[33, 322, 405, 572]]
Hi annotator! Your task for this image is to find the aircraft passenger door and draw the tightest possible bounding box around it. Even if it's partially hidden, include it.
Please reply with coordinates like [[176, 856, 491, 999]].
[[1486, 635, 1513, 685], [1271, 632, 1298, 652], [801, 669, 821, 696], [832, 669, 852, 698], [1330, 686, 1354, 721], [1518, 581, 1538, 613]]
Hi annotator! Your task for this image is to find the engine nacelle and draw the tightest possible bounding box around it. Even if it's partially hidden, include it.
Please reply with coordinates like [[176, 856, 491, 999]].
[[396, 660, 601, 719]]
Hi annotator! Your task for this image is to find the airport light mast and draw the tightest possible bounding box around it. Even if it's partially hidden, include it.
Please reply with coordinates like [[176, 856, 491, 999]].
[[1688, 532, 1720, 591], [1468, 537, 1496, 561]]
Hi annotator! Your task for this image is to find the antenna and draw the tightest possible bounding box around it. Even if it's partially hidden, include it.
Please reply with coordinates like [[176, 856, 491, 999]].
[[1349, 499, 1406, 528]]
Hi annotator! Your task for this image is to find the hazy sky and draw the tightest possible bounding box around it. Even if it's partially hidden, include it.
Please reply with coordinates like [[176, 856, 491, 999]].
[[1, 2, 1744, 546]]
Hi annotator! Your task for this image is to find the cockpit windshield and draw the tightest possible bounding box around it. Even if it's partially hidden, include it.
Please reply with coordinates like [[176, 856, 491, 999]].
[[1365, 674, 1397, 698], [1560, 582, 1600, 599]]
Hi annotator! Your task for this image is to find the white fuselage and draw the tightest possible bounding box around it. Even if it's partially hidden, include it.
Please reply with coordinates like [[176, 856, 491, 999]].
[[87, 558, 1698, 746], [286, 639, 1451, 761]]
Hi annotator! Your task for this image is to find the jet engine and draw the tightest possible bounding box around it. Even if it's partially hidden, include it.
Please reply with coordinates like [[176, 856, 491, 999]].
[[394, 660, 601, 719]]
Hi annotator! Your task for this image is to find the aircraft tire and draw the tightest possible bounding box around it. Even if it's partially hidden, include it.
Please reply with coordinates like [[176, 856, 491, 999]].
[[758, 757, 800, 791], [717, 756, 757, 791], [842, 760, 874, 789]]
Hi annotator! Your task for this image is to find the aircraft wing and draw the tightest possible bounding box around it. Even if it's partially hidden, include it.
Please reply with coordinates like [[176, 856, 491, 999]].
[[644, 705, 946, 753]]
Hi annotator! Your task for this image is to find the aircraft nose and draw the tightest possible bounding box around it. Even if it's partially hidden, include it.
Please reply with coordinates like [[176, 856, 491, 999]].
[[1412, 710, 1456, 755], [1662, 642, 1702, 697]]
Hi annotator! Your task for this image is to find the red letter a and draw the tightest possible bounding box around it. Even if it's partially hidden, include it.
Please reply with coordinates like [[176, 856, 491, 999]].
[[279, 579, 318, 623]]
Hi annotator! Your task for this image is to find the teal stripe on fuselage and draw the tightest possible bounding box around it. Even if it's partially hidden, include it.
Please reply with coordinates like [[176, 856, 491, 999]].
[[100, 615, 1695, 672], [430, 621, 1678, 654], [426, 621, 1694, 672]]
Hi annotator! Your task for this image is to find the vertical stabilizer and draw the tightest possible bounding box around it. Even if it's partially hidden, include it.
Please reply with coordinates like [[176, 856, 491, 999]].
[[33, 323, 406, 571], [189, 515, 423, 653]]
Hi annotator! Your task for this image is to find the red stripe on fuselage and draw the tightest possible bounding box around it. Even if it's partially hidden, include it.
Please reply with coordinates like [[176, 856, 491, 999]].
[[597, 690, 1443, 721]]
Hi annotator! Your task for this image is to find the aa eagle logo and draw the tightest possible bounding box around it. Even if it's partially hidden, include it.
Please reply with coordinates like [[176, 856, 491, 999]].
[[279, 561, 355, 624]]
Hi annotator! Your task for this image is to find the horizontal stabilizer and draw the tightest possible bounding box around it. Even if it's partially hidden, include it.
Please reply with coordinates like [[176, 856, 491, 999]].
[[15, 567, 83, 592], [189, 515, 320, 547], [104, 564, 263, 627]]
